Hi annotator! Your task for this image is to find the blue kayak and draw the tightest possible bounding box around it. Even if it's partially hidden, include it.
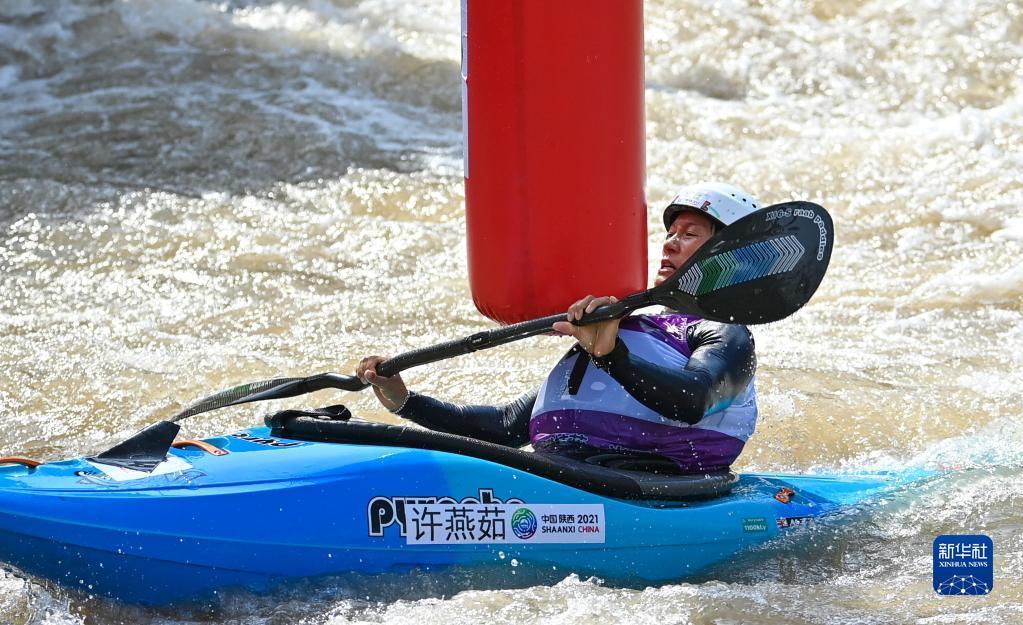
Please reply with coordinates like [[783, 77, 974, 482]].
[[0, 413, 895, 605]]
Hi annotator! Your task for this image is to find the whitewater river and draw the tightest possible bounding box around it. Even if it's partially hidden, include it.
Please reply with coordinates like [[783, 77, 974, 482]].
[[1, 1, 1021, 623]]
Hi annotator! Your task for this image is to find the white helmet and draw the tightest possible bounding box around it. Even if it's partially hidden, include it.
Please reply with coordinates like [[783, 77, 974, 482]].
[[662, 182, 761, 230]]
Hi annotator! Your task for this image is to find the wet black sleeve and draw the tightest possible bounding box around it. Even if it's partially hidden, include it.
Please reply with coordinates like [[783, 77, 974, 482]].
[[394, 390, 537, 447], [591, 322, 756, 425]]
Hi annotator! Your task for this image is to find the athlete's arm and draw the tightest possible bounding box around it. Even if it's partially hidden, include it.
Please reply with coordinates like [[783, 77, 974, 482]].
[[395, 390, 537, 447], [592, 322, 756, 424]]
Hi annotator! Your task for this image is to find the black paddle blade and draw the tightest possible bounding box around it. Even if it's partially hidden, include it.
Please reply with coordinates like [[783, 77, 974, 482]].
[[89, 420, 181, 473], [654, 201, 834, 324]]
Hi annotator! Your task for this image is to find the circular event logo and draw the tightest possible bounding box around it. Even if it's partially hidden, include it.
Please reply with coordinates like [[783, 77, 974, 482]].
[[511, 508, 537, 540]]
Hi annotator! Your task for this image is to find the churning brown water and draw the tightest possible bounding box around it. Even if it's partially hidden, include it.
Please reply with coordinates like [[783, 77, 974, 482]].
[[1, 0, 1021, 623]]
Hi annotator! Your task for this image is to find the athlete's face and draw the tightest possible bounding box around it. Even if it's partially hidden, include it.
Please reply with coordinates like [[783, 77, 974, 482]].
[[655, 212, 716, 286]]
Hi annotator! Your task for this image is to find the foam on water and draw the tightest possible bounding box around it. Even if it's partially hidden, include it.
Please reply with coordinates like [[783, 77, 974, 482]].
[[0, 0, 461, 196]]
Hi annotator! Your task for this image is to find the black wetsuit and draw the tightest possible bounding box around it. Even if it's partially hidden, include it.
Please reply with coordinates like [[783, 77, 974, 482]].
[[395, 314, 756, 471]]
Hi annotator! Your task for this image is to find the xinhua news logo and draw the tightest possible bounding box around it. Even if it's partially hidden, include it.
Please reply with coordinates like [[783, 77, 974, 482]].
[[933, 535, 993, 596]]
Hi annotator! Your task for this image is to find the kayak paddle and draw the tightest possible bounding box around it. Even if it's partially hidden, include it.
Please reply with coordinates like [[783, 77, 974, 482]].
[[171, 201, 833, 422]]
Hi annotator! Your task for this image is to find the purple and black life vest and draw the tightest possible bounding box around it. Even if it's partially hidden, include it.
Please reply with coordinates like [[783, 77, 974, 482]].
[[529, 314, 757, 472]]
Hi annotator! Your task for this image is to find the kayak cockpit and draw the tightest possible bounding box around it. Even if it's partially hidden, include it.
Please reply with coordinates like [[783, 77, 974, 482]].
[[266, 408, 737, 502]]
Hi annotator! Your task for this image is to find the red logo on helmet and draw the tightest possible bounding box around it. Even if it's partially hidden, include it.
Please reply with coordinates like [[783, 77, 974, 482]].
[[700, 200, 712, 211]]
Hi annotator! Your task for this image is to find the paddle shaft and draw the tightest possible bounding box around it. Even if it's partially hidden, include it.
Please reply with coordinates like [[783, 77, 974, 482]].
[[375, 291, 649, 380], [170, 292, 651, 420]]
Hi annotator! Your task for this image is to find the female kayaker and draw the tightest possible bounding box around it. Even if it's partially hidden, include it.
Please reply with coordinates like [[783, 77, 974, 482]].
[[357, 182, 759, 473]]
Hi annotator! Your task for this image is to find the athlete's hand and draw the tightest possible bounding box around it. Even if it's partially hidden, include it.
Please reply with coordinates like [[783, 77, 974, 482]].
[[551, 295, 621, 357], [356, 356, 410, 412]]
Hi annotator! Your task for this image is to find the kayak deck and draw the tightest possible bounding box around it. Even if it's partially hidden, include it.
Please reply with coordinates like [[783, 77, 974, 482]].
[[0, 423, 894, 604]]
